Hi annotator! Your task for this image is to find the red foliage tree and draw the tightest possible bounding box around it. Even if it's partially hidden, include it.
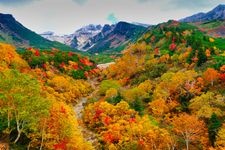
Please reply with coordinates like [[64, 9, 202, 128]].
[[59, 62, 65, 69], [169, 43, 176, 51], [34, 50, 40, 56], [79, 58, 93, 66], [103, 116, 111, 125], [53, 140, 68, 150], [219, 73, 225, 83]]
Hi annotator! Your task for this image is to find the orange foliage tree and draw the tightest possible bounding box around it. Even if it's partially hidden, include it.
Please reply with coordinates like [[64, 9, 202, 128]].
[[40, 101, 93, 150], [171, 113, 208, 150], [203, 68, 219, 86]]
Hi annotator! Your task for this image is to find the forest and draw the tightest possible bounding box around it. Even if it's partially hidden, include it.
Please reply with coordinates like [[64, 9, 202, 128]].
[[0, 20, 225, 150]]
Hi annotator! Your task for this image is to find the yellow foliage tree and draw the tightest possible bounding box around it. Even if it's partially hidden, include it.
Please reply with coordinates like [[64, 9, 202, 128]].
[[0, 43, 29, 71], [216, 124, 225, 148], [46, 75, 92, 103], [190, 92, 224, 119]]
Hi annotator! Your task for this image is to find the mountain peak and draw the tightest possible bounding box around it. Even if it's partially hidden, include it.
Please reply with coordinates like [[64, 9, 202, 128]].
[[0, 13, 16, 22], [75, 24, 102, 33], [114, 21, 146, 32], [213, 4, 225, 11], [0, 13, 14, 17]]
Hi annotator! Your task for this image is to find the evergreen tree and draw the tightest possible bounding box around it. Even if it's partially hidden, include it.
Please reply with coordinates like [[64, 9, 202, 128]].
[[197, 47, 207, 66], [208, 113, 222, 147], [130, 98, 144, 116]]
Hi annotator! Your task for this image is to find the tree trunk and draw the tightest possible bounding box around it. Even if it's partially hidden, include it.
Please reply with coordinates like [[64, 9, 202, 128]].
[[7, 111, 10, 128], [39, 119, 46, 150], [14, 119, 22, 143], [14, 130, 21, 143], [185, 139, 189, 150], [27, 142, 31, 150]]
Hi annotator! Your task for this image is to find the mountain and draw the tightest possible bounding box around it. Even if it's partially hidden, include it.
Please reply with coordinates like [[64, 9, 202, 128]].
[[180, 4, 225, 22], [180, 5, 225, 37], [75, 21, 147, 53], [75, 24, 115, 51], [180, 13, 205, 22], [40, 22, 146, 53], [0, 13, 72, 50]]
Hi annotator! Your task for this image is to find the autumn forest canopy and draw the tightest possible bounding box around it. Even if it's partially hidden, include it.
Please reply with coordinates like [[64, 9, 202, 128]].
[[0, 8, 225, 150]]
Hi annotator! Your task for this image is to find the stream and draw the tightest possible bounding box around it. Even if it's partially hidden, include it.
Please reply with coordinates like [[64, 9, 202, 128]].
[[73, 77, 101, 149], [74, 97, 100, 149]]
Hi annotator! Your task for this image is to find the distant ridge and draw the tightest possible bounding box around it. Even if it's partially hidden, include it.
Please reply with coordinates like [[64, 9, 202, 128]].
[[180, 4, 225, 22]]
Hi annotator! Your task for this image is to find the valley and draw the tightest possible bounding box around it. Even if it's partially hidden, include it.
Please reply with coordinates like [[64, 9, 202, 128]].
[[0, 2, 225, 150]]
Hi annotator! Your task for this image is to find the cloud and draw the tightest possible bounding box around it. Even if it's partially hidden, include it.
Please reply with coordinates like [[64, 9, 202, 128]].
[[160, 0, 225, 12], [137, 0, 159, 3], [0, 0, 223, 34], [137, 0, 149, 3], [139, 0, 223, 10], [107, 13, 118, 24], [173, 0, 209, 9], [72, 0, 88, 5], [0, 0, 39, 6]]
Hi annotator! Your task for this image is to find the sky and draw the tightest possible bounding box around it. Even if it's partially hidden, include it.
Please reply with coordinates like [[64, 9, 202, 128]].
[[0, 0, 224, 34]]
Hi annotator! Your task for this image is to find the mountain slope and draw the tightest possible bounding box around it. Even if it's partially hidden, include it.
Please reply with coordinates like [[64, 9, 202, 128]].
[[0, 13, 72, 50], [180, 4, 225, 22], [191, 20, 225, 37]]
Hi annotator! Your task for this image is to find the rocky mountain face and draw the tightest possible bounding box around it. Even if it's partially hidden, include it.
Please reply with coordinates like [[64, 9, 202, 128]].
[[180, 4, 225, 22], [71, 24, 102, 50], [0, 13, 71, 50], [78, 24, 115, 51]]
